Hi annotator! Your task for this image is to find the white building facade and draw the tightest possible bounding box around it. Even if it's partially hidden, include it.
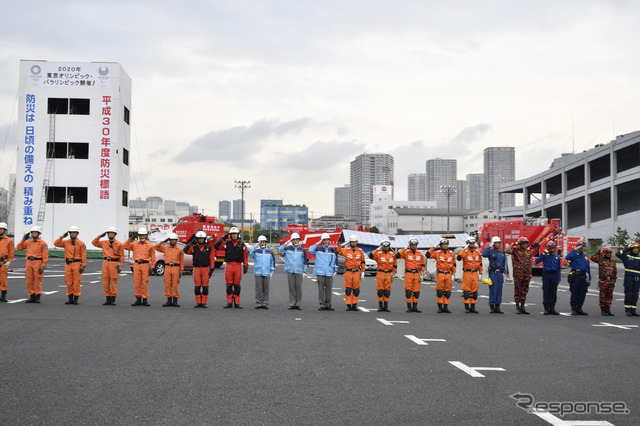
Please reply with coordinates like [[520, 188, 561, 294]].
[[370, 201, 437, 233], [14, 60, 131, 243]]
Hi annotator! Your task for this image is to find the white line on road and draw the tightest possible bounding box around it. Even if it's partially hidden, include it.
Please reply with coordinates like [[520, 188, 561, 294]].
[[448, 361, 505, 378], [376, 318, 410, 326], [530, 409, 613, 425], [592, 322, 638, 330], [332, 292, 342, 296], [405, 335, 446, 345], [356, 306, 374, 312], [7, 299, 27, 303]]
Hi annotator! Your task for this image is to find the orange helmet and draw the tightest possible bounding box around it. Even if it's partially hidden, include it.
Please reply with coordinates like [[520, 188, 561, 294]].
[[601, 246, 612, 254]]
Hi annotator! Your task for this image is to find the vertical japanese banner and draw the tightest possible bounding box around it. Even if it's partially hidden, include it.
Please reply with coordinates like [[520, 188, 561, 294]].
[[99, 95, 112, 205], [22, 94, 37, 226]]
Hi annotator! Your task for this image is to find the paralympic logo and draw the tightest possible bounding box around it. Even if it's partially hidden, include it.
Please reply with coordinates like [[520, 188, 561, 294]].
[[510, 393, 630, 416]]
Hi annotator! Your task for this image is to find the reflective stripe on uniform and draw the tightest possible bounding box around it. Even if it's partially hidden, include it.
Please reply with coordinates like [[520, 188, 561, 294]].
[[624, 268, 640, 274]]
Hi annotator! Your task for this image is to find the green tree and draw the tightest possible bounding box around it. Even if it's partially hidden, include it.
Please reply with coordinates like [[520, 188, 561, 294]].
[[369, 226, 380, 234], [396, 228, 406, 235], [607, 227, 630, 249]]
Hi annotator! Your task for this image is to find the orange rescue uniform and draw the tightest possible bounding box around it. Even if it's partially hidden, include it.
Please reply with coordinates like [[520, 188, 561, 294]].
[[92, 236, 125, 298], [54, 237, 87, 297], [397, 248, 425, 303], [458, 247, 482, 305], [427, 247, 456, 305], [370, 249, 397, 302], [154, 242, 184, 298], [123, 239, 156, 299], [337, 245, 366, 306], [16, 238, 49, 296], [0, 235, 15, 292]]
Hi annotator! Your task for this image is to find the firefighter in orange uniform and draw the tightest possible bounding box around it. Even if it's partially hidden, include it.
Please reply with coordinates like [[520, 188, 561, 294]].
[[337, 235, 366, 311], [92, 226, 125, 306], [396, 238, 425, 312], [427, 238, 456, 313], [54, 226, 87, 305], [0, 222, 15, 302], [369, 240, 396, 312], [123, 228, 156, 306], [16, 226, 48, 303], [457, 238, 482, 313], [184, 231, 216, 308], [154, 233, 184, 307]]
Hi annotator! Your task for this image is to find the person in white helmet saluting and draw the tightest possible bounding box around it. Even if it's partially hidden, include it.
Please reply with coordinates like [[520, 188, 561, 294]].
[[279, 232, 309, 310], [123, 228, 156, 307], [482, 236, 507, 314], [92, 227, 125, 306], [309, 233, 338, 311], [184, 230, 215, 308], [155, 233, 184, 307], [396, 238, 425, 313], [17, 226, 48, 303], [54, 226, 87, 305], [215, 227, 249, 309], [337, 235, 366, 311], [370, 240, 397, 312], [0, 222, 15, 302], [249, 235, 276, 309]]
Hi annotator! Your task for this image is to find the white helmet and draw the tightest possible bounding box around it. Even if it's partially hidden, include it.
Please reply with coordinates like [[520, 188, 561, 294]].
[[291, 232, 301, 240], [439, 238, 449, 245], [195, 231, 207, 239], [349, 235, 358, 242], [409, 238, 418, 245], [0, 222, 7, 230], [106, 227, 117, 234], [69, 225, 80, 233], [491, 236, 501, 244], [229, 227, 240, 234], [466, 237, 476, 245], [321, 233, 331, 240], [31, 226, 42, 233], [137, 228, 148, 235], [381, 240, 390, 247], [258, 235, 267, 242], [169, 233, 179, 240]]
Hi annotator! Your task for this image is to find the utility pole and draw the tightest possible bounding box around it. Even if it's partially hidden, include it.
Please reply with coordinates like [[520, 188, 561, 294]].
[[235, 180, 250, 241], [440, 185, 457, 234]]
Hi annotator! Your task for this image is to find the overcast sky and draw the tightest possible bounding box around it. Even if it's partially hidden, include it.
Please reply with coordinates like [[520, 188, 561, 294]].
[[1, 0, 639, 220]]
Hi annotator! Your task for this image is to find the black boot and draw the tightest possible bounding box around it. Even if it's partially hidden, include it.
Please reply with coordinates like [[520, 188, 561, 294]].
[[110, 296, 117, 306], [406, 302, 413, 313], [571, 305, 578, 316], [489, 304, 495, 313], [65, 295, 74, 305], [412, 302, 421, 313], [345, 304, 352, 311], [0, 290, 7, 302], [549, 304, 559, 315], [494, 304, 503, 314], [516, 303, 522, 314], [34, 294, 41, 303], [351, 304, 358, 311], [437, 303, 444, 313], [630, 309, 640, 317], [443, 304, 451, 313], [173, 297, 180, 307], [103, 297, 111, 306], [26, 294, 36, 303], [600, 306, 607, 316], [163, 297, 173, 307], [520, 303, 529, 315], [142, 298, 150, 306], [469, 304, 478, 313], [131, 297, 142, 306], [543, 303, 550, 315], [378, 301, 384, 312], [233, 301, 243, 309], [577, 305, 587, 316], [383, 301, 390, 312], [72, 295, 79, 305], [223, 302, 233, 308], [464, 303, 470, 313], [606, 306, 614, 316]]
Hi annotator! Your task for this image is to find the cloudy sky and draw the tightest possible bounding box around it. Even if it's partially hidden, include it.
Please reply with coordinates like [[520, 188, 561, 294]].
[[1, 0, 639, 220]]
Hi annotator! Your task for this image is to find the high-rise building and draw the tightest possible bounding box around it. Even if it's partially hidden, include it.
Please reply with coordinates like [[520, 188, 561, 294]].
[[407, 173, 426, 201], [218, 200, 231, 220], [425, 158, 457, 209], [14, 60, 131, 243], [484, 147, 515, 211], [456, 180, 466, 209], [259, 199, 283, 226], [350, 153, 394, 225], [465, 173, 484, 210], [334, 185, 350, 217], [232, 199, 245, 221]]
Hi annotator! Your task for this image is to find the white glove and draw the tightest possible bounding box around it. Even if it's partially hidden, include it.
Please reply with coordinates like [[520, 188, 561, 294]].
[[3, 261, 10, 268], [360, 271, 364, 280]]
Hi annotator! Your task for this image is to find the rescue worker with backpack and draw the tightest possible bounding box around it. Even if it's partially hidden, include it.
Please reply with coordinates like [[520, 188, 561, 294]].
[[482, 236, 506, 314], [54, 226, 87, 305], [590, 246, 617, 316], [505, 236, 532, 314], [337, 235, 366, 311], [248, 235, 276, 309], [396, 238, 425, 313], [214, 227, 248, 309], [184, 231, 215, 308], [370, 240, 397, 312], [457, 238, 482, 313], [0, 222, 15, 302], [309, 233, 338, 311], [155, 233, 184, 307], [426, 238, 455, 313], [279, 232, 308, 310], [123, 228, 156, 307], [616, 241, 640, 317], [92, 227, 125, 306]]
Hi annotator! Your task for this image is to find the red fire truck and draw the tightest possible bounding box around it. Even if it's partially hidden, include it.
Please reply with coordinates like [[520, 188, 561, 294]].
[[172, 213, 226, 266], [476, 217, 582, 269]]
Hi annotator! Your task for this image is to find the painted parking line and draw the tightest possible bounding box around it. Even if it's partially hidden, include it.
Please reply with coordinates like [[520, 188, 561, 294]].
[[404, 335, 446, 345], [592, 322, 638, 330], [376, 318, 410, 326], [449, 361, 505, 378]]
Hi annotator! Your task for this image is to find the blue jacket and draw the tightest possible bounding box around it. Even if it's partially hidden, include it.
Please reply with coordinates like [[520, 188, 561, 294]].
[[308, 243, 338, 277], [248, 246, 276, 277], [278, 244, 308, 274], [482, 247, 506, 272], [616, 249, 640, 281], [565, 249, 591, 280], [535, 252, 562, 282]]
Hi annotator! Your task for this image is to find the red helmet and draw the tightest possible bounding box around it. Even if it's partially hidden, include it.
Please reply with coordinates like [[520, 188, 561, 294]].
[[576, 240, 586, 247], [601, 246, 612, 254], [547, 241, 557, 248], [629, 241, 640, 249], [517, 236, 528, 244]]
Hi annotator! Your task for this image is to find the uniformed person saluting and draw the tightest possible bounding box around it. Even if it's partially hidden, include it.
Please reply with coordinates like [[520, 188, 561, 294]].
[[616, 241, 640, 317], [123, 228, 156, 307], [370, 240, 397, 312], [92, 227, 124, 306], [590, 246, 617, 316], [309, 233, 338, 311], [457, 238, 482, 313], [155, 233, 184, 307], [482, 236, 506, 314], [565, 240, 591, 316], [337, 235, 366, 311], [505, 236, 532, 314], [184, 231, 215, 308], [535, 241, 561, 315], [0, 222, 15, 302], [426, 238, 455, 313], [397, 238, 425, 313], [16, 226, 48, 304], [54, 226, 87, 305]]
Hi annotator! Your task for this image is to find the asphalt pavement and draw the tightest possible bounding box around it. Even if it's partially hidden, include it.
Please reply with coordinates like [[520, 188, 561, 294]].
[[0, 257, 638, 425]]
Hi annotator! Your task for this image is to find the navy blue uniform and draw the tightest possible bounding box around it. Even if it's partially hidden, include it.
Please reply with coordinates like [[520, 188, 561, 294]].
[[535, 252, 561, 305], [616, 248, 640, 314], [565, 249, 591, 310], [482, 246, 506, 307]]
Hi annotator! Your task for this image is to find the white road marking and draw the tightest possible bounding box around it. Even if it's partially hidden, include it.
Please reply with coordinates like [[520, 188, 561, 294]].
[[592, 322, 638, 330], [90, 280, 99, 284], [7, 299, 27, 303], [376, 318, 410, 326], [41, 291, 58, 295], [332, 292, 342, 296], [404, 335, 446, 345], [530, 409, 613, 425], [448, 361, 505, 378], [356, 306, 374, 312]]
